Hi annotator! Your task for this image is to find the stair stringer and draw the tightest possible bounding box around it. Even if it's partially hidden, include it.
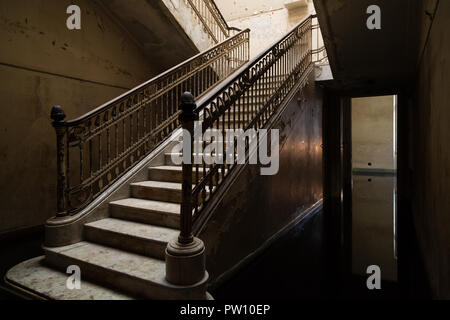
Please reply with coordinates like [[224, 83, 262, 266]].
[[193, 64, 315, 236], [193, 64, 323, 285]]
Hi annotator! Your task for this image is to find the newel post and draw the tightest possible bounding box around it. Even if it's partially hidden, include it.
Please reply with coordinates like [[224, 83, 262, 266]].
[[178, 92, 196, 244], [165, 92, 207, 287], [51, 105, 69, 217]]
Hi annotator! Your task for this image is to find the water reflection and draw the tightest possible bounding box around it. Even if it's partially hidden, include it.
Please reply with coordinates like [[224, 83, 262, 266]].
[[351, 173, 397, 282]]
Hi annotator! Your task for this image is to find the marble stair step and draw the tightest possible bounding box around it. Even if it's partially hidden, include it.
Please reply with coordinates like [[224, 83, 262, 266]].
[[84, 218, 178, 259], [5, 256, 134, 300], [109, 198, 180, 229], [44, 242, 207, 300], [164, 152, 242, 167], [130, 181, 210, 203], [149, 165, 205, 183], [130, 181, 184, 203], [148, 165, 227, 185]]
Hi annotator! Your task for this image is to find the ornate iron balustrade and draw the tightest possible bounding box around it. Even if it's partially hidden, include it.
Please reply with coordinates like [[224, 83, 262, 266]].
[[186, 0, 240, 43], [175, 16, 315, 244], [50, 30, 250, 217], [312, 15, 328, 63]]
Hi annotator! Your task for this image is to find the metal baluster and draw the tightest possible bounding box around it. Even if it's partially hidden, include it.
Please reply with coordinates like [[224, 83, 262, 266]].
[[99, 129, 102, 172], [122, 115, 126, 156], [106, 124, 111, 167]]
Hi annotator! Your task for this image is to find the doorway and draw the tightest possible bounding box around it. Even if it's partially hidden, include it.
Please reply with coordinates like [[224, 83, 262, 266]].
[[351, 95, 398, 283]]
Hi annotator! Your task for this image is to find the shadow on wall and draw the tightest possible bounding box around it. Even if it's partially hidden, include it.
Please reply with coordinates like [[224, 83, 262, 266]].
[[0, 0, 159, 235], [200, 70, 323, 282]]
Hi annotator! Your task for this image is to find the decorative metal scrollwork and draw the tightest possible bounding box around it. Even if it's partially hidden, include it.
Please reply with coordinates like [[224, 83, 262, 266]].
[[190, 16, 315, 222], [51, 29, 250, 216]]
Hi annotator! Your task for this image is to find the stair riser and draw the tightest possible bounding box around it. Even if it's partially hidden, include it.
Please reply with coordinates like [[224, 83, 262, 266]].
[[44, 250, 206, 300], [207, 118, 263, 126], [165, 153, 243, 167], [131, 184, 210, 204], [174, 138, 258, 152], [148, 168, 223, 184], [131, 184, 182, 203], [166, 154, 211, 166], [84, 226, 169, 260], [149, 168, 187, 183], [110, 203, 179, 229]]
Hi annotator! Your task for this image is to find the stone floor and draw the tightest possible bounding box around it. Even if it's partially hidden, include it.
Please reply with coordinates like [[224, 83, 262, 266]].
[[0, 231, 44, 300]]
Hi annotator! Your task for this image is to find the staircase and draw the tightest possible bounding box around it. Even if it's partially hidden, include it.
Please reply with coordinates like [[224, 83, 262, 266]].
[[42, 75, 284, 299], [6, 11, 322, 299]]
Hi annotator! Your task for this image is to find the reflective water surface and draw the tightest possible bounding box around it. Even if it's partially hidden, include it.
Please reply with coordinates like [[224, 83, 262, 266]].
[[352, 173, 397, 282]]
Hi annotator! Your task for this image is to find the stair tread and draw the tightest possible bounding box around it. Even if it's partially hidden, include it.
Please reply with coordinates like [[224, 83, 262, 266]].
[[149, 165, 208, 172], [6, 256, 134, 300], [45, 242, 166, 283], [110, 198, 180, 215], [131, 180, 212, 191], [149, 165, 184, 171], [131, 181, 183, 190], [165, 152, 240, 156], [85, 218, 179, 243]]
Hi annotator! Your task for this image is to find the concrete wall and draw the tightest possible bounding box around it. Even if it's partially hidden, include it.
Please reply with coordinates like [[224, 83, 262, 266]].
[[216, 0, 311, 21], [200, 70, 323, 282], [352, 96, 395, 170], [215, 0, 314, 58], [0, 0, 158, 235], [411, 0, 450, 299], [161, 0, 215, 52], [99, 0, 204, 72]]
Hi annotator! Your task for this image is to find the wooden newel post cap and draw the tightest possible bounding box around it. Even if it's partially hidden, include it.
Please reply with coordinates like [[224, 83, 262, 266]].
[[179, 92, 198, 122], [180, 91, 195, 106], [51, 105, 66, 124]]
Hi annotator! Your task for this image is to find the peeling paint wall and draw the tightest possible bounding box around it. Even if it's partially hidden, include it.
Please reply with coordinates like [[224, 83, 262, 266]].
[[216, 0, 314, 58], [411, 0, 450, 299], [200, 70, 323, 281], [161, 0, 216, 52], [216, 0, 311, 21], [0, 0, 158, 235]]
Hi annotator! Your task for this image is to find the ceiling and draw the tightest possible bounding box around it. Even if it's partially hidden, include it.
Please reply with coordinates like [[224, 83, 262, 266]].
[[313, 0, 428, 89], [97, 0, 198, 74]]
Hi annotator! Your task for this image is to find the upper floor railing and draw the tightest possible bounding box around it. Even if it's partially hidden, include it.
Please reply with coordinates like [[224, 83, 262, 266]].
[[312, 15, 328, 63], [186, 0, 241, 43], [50, 30, 250, 217], [175, 15, 315, 244]]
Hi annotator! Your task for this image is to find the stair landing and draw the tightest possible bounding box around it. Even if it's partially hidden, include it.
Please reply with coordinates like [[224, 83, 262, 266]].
[[5, 256, 133, 300]]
